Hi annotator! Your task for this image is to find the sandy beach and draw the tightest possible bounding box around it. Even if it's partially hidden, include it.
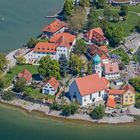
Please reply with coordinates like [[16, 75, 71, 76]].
[[0, 98, 137, 124]]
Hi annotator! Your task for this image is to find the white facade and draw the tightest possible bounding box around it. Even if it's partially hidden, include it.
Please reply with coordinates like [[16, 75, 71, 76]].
[[105, 73, 120, 80], [93, 63, 102, 77], [69, 81, 106, 106], [42, 83, 57, 95], [24, 39, 76, 64]]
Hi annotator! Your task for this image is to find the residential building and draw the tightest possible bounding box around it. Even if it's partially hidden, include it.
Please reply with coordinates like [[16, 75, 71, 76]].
[[24, 32, 76, 63], [69, 74, 109, 106], [103, 62, 120, 80], [84, 28, 108, 45], [42, 77, 60, 95], [42, 19, 66, 38], [106, 84, 135, 106], [87, 44, 109, 64], [18, 69, 32, 83], [106, 97, 116, 108]]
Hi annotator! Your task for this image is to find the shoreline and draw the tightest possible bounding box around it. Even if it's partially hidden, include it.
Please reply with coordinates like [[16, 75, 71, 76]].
[[0, 98, 136, 125]]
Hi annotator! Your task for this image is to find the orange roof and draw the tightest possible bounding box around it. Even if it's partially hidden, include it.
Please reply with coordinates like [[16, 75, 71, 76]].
[[75, 74, 109, 96], [87, 44, 109, 60], [48, 77, 60, 90], [104, 63, 119, 74], [34, 42, 58, 53], [107, 89, 125, 95], [122, 84, 135, 94], [49, 32, 76, 49], [42, 19, 66, 33], [18, 69, 32, 82], [107, 97, 116, 108], [85, 28, 105, 41]]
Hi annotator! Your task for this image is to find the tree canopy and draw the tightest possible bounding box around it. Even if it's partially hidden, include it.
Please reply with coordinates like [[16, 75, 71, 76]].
[[129, 77, 140, 92], [0, 53, 8, 72], [38, 56, 61, 79], [79, 0, 90, 8], [14, 78, 26, 92]]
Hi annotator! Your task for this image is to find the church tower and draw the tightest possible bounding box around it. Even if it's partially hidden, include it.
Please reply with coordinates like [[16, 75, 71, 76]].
[[92, 54, 102, 77]]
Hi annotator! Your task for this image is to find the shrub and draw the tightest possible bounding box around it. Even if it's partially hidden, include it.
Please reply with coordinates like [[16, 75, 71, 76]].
[[50, 102, 62, 111], [62, 103, 79, 116], [135, 100, 140, 108], [1, 92, 15, 101], [90, 105, 105, 120]]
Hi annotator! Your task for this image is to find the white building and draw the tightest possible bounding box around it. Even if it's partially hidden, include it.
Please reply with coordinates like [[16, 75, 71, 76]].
[[69, 74, 109, 106], [24, 32, 76, 63], [104, 62, 120, 80], [42, 77, 60, 95]]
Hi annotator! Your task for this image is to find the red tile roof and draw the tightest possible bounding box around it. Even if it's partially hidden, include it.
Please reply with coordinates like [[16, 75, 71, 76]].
[[104, 62, 119, 74], [48, 77, 60, 90], [122, 84, 135, 94], [107, 97, 116, 108], [18, 69, 32, 82], [49, 32, 76, 49], [85, 28, 106, 42], [75, 74, 109, 96], [34, 42, 58, 53], [42, 19, 66, 33], [87, 44, 109, 60], [107, 89, 125, 95]]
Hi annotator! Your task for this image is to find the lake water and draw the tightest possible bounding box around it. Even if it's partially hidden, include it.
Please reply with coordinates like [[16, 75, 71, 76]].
[[0, 0, 63, 53], [1, 103, 140, 140]]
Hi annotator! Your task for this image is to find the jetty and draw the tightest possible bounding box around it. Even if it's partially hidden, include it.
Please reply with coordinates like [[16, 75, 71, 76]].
[[45, 10, 63, 18]]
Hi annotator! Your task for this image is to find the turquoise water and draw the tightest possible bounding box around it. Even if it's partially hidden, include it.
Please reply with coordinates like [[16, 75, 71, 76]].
[[0, 0, 63, 53], [0, 104, 140, 140]]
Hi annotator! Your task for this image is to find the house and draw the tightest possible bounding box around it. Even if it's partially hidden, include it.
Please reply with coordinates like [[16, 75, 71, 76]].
[[69, 74, 109, 106], [87, 44, 109, 64], [103, 62, 120, 80], [42, 77, 60, 95], [42, 19, 66, 38], [24, 32, 76, 63], [18, 69, 32, 83], [106, 97, 116, 108], [106, 84, 135, 106], [84, 28, 108, 45]]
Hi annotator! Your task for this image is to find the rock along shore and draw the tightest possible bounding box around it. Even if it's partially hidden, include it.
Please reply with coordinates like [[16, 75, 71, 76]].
[[0, 98, 136, 124]]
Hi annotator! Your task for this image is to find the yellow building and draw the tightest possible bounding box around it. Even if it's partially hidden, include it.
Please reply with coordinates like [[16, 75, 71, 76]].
[[107, 84, 135, 106]]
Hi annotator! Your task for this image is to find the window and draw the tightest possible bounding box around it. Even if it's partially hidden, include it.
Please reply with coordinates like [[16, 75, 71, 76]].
[[125, 96, 128, 98], [130, 96, 133, 98], [90, 94, 92, 100], [125, 100, 128, 102], [84, 99, 86, 102], [99, 91, 101, 97]]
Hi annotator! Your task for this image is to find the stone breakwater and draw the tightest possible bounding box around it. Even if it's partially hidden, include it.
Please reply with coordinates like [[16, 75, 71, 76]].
[[0, 98, 136, 124]]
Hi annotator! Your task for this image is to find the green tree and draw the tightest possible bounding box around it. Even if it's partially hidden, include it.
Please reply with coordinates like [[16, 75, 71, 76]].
[[68, 7, 86, 32], [90, 105, 105, 120], [129, 77, 140, 92], [87, 8, 99, 29], [1, 92, 15, 101], [73, 39, 87, 55], [0, 53, 8, 72], [136, 22, 140, 33], [87, 61, 93, 74], [79, 0, 90, 8], [95, 0, 106, 9], [14, 78, 26, 92], [38, 56, 61, 79], [63, 0, 74, 17], [27, 37, 38, 48], [50, 102, 62, 111], [16, 56, 26, 65], [59, 54, 68, 77], [119, 5, 128, 17], [103, 6, 112, 21], [105, 25, 124, 47], [135, 100, 140, 109], [69, 54, 85, 75]]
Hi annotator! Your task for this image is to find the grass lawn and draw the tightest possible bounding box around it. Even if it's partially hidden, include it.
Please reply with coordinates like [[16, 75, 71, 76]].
[[110, 48, 130, 64], [4, 64, 38, 87], [128, 4, 140, 13]]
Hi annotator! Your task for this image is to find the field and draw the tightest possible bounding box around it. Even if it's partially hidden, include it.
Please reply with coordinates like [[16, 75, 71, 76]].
[[110, 48, 130, 64], [4, 64, 38, 87]]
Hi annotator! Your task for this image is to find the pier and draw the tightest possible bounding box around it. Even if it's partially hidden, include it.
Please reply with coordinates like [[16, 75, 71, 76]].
[[45, 10, 63, 18]]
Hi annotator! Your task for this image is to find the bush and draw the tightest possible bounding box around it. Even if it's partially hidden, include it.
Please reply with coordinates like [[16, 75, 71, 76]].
[[90, 105, 105, 120], [135, 100, 140, 108], [62, 103, 79, 116], [1, 92, 15, 101], [50, 102, 62, 111]]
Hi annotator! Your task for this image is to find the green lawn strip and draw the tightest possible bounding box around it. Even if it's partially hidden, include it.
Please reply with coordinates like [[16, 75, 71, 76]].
[[4, 64, 38, 87], [110, 48, 130, 64]]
